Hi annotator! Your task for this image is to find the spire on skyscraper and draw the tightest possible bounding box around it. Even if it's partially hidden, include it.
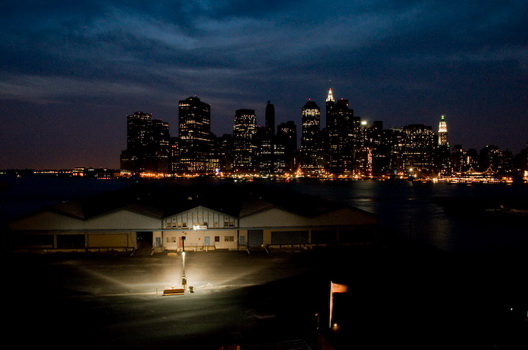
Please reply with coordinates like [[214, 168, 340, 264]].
[[438, 115, 447, 133], [438, 115, 448, 146], [326, 88, 335, 102]]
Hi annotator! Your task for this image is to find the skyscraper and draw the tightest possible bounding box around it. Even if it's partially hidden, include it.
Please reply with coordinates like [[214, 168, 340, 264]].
[[233, 109, 257, 172], [300, 99, 324, 174], [177, 96, 213, 173], [257, 101, 277, 174], [265, 101, 275, 137], [402, 124, 436, 176], [120, 111, 170, 175], [325, 88, 359, 174], [277, 121, 297, 173], [436, 115, 450, 175], [325, 88, 335, 129], [438, 115, 448, 146], [149, 119, 171, 172]]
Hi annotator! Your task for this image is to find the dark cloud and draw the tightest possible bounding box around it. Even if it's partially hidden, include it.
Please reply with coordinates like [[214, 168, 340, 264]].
[[1, 0, 527, 168]]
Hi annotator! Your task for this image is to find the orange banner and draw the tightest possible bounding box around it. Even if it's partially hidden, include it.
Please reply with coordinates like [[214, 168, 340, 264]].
[[331, 282, 348, 294]]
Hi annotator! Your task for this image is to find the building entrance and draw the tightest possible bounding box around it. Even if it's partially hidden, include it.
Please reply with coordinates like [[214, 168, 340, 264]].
[[135, 231, 153, 255]]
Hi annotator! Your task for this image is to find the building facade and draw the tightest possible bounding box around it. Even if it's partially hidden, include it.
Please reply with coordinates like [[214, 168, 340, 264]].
[[300, 99, 324, 175], [177, 96, 214, 174], [276, 121, 298, 173], [7, 184, 379, 254], [401, 124, 436, 177], [233, 109, 258, 173], [120, 111, 171, 175]]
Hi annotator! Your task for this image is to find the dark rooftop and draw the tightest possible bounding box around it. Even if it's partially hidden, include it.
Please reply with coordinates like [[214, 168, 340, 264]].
[[42, 182, 371, 220]]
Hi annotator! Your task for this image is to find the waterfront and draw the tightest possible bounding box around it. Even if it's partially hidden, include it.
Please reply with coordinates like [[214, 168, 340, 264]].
[[1, 176, 528, 253], [271, 179, 528, 253], [1, 176, 527, 349]]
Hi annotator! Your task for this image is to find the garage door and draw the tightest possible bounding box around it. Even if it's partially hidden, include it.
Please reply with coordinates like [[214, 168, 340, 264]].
[[248, 230, 263, 247], [271, 230, 308, 244]]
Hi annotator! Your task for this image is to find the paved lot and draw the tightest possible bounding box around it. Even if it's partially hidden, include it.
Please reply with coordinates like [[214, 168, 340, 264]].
[[3, 244, 527, 349], [4, 249, 323, 349]]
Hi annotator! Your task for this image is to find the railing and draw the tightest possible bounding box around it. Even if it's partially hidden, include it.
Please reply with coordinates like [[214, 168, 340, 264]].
[[245, 242, 374, 253], [174, 243, 215, 252]]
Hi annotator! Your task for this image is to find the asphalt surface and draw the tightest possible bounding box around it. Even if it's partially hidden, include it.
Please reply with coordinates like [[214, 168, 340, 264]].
[[3, 243, 527, 349]]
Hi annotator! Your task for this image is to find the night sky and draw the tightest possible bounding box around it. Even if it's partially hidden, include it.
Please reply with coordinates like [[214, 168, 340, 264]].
[[1, 0, 527, 169]]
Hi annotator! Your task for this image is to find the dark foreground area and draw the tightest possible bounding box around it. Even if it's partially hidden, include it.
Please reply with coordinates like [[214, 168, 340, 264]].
[[2, 242, 527, 350]]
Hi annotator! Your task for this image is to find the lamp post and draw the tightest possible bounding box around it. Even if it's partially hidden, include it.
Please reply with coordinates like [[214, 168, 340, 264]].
[[181, 236, 187, 290]]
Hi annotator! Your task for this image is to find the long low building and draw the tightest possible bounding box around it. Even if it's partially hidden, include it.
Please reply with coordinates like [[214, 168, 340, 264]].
[[7, 183, 379, 253]]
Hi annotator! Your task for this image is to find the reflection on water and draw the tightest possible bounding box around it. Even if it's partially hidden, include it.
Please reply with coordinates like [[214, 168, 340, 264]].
[[270, 180, 528, 252]]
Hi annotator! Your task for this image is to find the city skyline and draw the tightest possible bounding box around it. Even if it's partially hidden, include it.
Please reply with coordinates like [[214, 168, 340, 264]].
[[115, 95, 524, 180], [1, 1, 527, 169]]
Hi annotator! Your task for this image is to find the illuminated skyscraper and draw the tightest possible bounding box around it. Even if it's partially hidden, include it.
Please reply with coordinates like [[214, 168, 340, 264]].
[[438, 115, 448, 146], [257, 101, 277, 174], [177, 96, 213, 173], [402, 124, 436, 176], [120, 111, 170, 174], [325, 88, 335, 129], [326, 88, 335, 102], [325, 88, 358, 174], [233, 109, 257, 172], [300, 99, 324, 174], [277, 121, 297, 173], [436, 115, 450, 175]]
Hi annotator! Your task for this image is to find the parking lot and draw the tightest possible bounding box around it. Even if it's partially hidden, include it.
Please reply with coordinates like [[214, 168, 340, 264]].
[[3, 250, 325, 349], [3, 244, 527, 349]]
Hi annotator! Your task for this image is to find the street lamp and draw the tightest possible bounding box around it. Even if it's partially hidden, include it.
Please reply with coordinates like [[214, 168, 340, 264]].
[[181, 236, 187, 289]]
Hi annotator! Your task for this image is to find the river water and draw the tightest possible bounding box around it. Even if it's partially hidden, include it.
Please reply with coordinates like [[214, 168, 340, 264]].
[[272, 180, 528, 253], [1, 176, 527, 253]]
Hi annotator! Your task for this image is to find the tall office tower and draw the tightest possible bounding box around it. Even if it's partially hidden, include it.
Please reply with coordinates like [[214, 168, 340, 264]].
[[479, 145, 506, 172], [354, 120, 373, 177], [170, 136, 180, 173], [233, 109, 257, 173], [178, 96, 213, 173], [466, 148, 480, 170], [149, 119, 171, 172], [438, 115, 448, 146], [402, 124, 436, 176], [436, 115, 450, 175], [300, 99, 324, 174], [450, 145, 466, 173], [215, 133, 234, 173], [368, 121, 392, 176], [387, 128, 405, 175], [265, 101, 275, 137], [326, 90, 357, 174], [325, 88, 335, 129], [257, 101, 277, 174], [277, 121, 297, 173], [120, 111, 171, 175]]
